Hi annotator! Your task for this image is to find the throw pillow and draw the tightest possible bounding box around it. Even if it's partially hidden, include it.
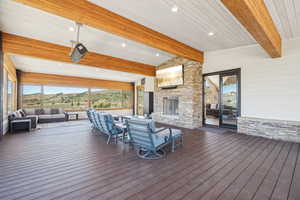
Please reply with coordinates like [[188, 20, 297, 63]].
[[211, 104, 217, 109], [11, 112, 17, 118], [24, 108, 35, 115], [18, 109, 26, 117], [15, 111, 22, 118], [35, 108, 45, 115]]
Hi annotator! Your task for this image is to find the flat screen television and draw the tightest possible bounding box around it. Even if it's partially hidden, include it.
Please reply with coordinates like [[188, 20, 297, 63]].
[[157, 65, 184, 88]]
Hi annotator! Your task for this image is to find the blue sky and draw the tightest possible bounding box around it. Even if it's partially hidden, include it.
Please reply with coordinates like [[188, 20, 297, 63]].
[[23, 85, 107, 95], [23, 85, 87, 95], [223, 84, 237, 94], [44, 86, 88, 94]]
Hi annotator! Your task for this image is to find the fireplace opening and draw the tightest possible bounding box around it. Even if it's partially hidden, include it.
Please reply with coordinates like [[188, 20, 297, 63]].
[[163, 96, 179, 115]]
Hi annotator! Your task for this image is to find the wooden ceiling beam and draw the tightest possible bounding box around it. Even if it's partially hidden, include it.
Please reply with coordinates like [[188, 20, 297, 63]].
[[221, 0, 282, 58], [12, 0, 204, 63], [2, 33, 155, 76], [20, 72, 134, 91], [4, 54, 17, 82]]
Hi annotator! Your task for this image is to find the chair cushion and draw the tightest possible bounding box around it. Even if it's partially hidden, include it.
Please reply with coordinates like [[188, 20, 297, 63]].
[[154, 128, 183, 145], [152, 131, 168, 147], [104, 114, 114, 131], [111, 126, 123, 135], [139, 119, 156, 132], [170, 129, 183, 139]]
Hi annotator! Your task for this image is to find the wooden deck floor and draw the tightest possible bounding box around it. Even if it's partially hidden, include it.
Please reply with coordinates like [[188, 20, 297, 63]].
[[0, 121, 299, 200]]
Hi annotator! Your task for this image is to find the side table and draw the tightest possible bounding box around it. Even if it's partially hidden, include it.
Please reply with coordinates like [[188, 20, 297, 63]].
[[65, 112, 79, 121]]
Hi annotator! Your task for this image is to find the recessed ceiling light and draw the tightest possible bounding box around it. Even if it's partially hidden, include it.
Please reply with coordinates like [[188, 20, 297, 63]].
[[171, 5, 178, 13], [156, 53, 160, 57], [121, 43, 126, 47], [69, 27, 75, 32], [208, 32, 215, 36]]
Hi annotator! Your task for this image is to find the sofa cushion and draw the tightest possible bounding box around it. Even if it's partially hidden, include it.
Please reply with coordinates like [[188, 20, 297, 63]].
[[152, 130, 168, 147], [27, 115, 38, 120], [43, 108, 51, 115], [35, 108, 44, 115], [24, 108, 35, 115], [58, 108, 64, 114], [51, 108, 60, 114], [38, 114, 66, 119]]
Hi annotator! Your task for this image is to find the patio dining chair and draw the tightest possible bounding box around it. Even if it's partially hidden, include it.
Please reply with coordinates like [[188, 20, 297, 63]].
[[95, 112, 123, 144], [86, 109, 94, 124]]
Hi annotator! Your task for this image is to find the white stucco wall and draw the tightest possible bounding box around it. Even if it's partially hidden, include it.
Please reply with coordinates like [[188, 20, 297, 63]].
[[203, 37, 300, 122]]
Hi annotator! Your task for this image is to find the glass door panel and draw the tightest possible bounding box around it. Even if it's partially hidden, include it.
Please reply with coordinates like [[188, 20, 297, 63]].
[[204, 75, 220, 126], [220, 74, 239, 127], [203, 69, 240, 129], [137, 86, 144, 115]]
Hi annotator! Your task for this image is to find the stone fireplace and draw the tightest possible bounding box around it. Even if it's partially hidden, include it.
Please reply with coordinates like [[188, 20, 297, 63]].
[[152, 57, 203, 129]]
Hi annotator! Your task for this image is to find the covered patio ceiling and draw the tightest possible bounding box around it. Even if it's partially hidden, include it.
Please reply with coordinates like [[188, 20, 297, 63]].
[[0, 0, 299, 81]]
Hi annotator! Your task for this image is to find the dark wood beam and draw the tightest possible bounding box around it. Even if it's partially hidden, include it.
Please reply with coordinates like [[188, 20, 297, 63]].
[[221, 0, 282, 58], [13, 0, 204, 63], [2, 33, 156, 76]]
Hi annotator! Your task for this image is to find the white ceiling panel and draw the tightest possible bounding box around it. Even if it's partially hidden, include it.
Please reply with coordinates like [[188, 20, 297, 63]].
[[265, 0, 300, 39], [11, 55, 146, 82], [89, 0, 257, 51], [0, 0, 173, 66]]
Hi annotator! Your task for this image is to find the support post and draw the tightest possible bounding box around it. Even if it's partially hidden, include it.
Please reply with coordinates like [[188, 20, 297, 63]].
[[0, 32, 4, 139]]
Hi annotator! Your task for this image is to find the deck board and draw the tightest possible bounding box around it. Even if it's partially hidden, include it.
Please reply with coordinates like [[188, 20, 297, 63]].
[[0, 121, 299, 200], [252, 142, 292, 200]]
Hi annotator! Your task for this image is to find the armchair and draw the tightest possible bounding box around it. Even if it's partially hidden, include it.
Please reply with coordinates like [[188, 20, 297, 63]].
[[126, 119, 173, 159]]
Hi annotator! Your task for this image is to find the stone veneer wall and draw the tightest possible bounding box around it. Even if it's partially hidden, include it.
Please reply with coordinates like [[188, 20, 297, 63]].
[[238, 117, 300, 143], [152, 57, 202, 129]]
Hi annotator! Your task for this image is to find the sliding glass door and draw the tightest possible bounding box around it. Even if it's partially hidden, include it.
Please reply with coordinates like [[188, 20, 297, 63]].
[[220, 72, 240, 127], [204, 75, 220, 126], [203, 69, 240, 128]]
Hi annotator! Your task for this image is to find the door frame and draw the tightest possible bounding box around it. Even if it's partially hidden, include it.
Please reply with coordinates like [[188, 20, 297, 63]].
[[202, 68, 241, 129]]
